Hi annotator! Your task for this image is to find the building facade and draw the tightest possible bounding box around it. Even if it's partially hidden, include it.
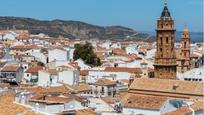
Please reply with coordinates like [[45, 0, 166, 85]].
[[154, 2, 177, 79]]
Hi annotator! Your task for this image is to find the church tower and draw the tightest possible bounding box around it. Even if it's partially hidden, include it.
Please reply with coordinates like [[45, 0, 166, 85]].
[[177, 28, 191, 73], [154, 1, 177, 79]]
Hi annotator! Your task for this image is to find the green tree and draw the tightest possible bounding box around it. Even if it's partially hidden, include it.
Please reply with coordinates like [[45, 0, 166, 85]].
[[73, 42, 101, 67]]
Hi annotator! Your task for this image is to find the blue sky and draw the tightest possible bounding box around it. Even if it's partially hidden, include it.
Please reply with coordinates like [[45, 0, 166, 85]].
[[0, 0, 203, 32]]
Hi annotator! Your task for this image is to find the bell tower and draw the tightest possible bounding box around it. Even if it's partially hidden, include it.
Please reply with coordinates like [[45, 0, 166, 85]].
[[177, 27, 191, 73], [154, 1, 177, 79]]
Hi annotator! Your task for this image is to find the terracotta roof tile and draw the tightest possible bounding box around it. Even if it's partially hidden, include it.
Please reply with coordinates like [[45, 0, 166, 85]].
[[0, 93, 40, 115], [94, 78, 116, 86], [121, 93, 167, 110], [80, 70, 89, 76], [1, 64, 20, 72], [104, 67, 142, 74], [40, 68, 59, 75], [20, 86, 73, 94], [11, 44, 39, 50], [112, 48, 126, 55], [60, 109, 97, 115], [129, 78, 204, 96], [72, 84, 91, 93], [25, 66, 43, 73]]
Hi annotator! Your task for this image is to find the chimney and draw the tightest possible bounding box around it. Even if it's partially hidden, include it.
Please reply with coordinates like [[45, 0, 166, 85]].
[[172, 84, 179, 90], [128, 76, 135, 87], [114, 63, 118, 67]]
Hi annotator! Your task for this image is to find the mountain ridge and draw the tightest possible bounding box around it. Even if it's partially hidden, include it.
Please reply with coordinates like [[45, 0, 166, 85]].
[[0, 16, 155, 42]]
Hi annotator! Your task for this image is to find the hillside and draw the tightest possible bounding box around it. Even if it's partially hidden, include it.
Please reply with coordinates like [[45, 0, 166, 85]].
[[0, 16, 154, 41]]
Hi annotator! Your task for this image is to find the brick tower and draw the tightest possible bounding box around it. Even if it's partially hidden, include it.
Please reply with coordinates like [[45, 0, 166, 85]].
[[154, 1, 177, 79], [177, 28, 191, 73]]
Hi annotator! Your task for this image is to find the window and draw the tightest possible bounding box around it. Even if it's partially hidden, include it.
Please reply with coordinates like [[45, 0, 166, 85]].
[[199, 79, 202, 81], [160, 73, 162, 76], [184, 52, 186, 57], [184, 42, 186, 48], [160, 37, 162, 45], [101, 87, 104, 93], [108, 92, 111, 96], [166, 37, 169, 44], [27, 74, 29, 77], [195, 79, 198, 81]]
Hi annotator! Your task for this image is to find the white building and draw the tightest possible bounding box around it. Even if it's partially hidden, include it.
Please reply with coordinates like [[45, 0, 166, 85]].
[[15, 92, 87, 114], [177, 66, 204, 82], [125, 44, 138, 54], [58, 66, 80, 85], [100, 41, 112, 49], [24, 66, 43, 83], [48, 48, 68, 62], [2, 31, 17, 41], [38, 69, 60, 87], [87, 67, 142, 83], [48, 60, 70, 69], [75, 59, 91, 70]]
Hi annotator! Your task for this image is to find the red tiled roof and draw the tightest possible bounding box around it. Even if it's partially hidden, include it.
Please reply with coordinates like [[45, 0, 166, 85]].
[[20, 86, 73, 94], [1, 64, 20, 72], [72, 84, 91, 93], [11, 44, 39, 50], [94, 78, 116, 86], [121, 93, 167, 110], [25, 66, 43, 73], [129, 78, 204, 96], [80, 70, 89, 76], [60, 109, 97, 115], [0, 93, 40, 115], [104, 67, 142, 74], [112, 48, 126, 54]]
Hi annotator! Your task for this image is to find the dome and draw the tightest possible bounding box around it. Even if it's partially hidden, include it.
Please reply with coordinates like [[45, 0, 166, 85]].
[[183, 28, 189, 32]]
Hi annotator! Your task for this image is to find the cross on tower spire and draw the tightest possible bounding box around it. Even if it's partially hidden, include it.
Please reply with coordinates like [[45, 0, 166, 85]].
[[164, 0, 168, 6]]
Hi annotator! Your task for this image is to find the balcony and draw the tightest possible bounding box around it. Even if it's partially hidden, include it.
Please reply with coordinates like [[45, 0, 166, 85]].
[[154, 58, 177, 66]]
